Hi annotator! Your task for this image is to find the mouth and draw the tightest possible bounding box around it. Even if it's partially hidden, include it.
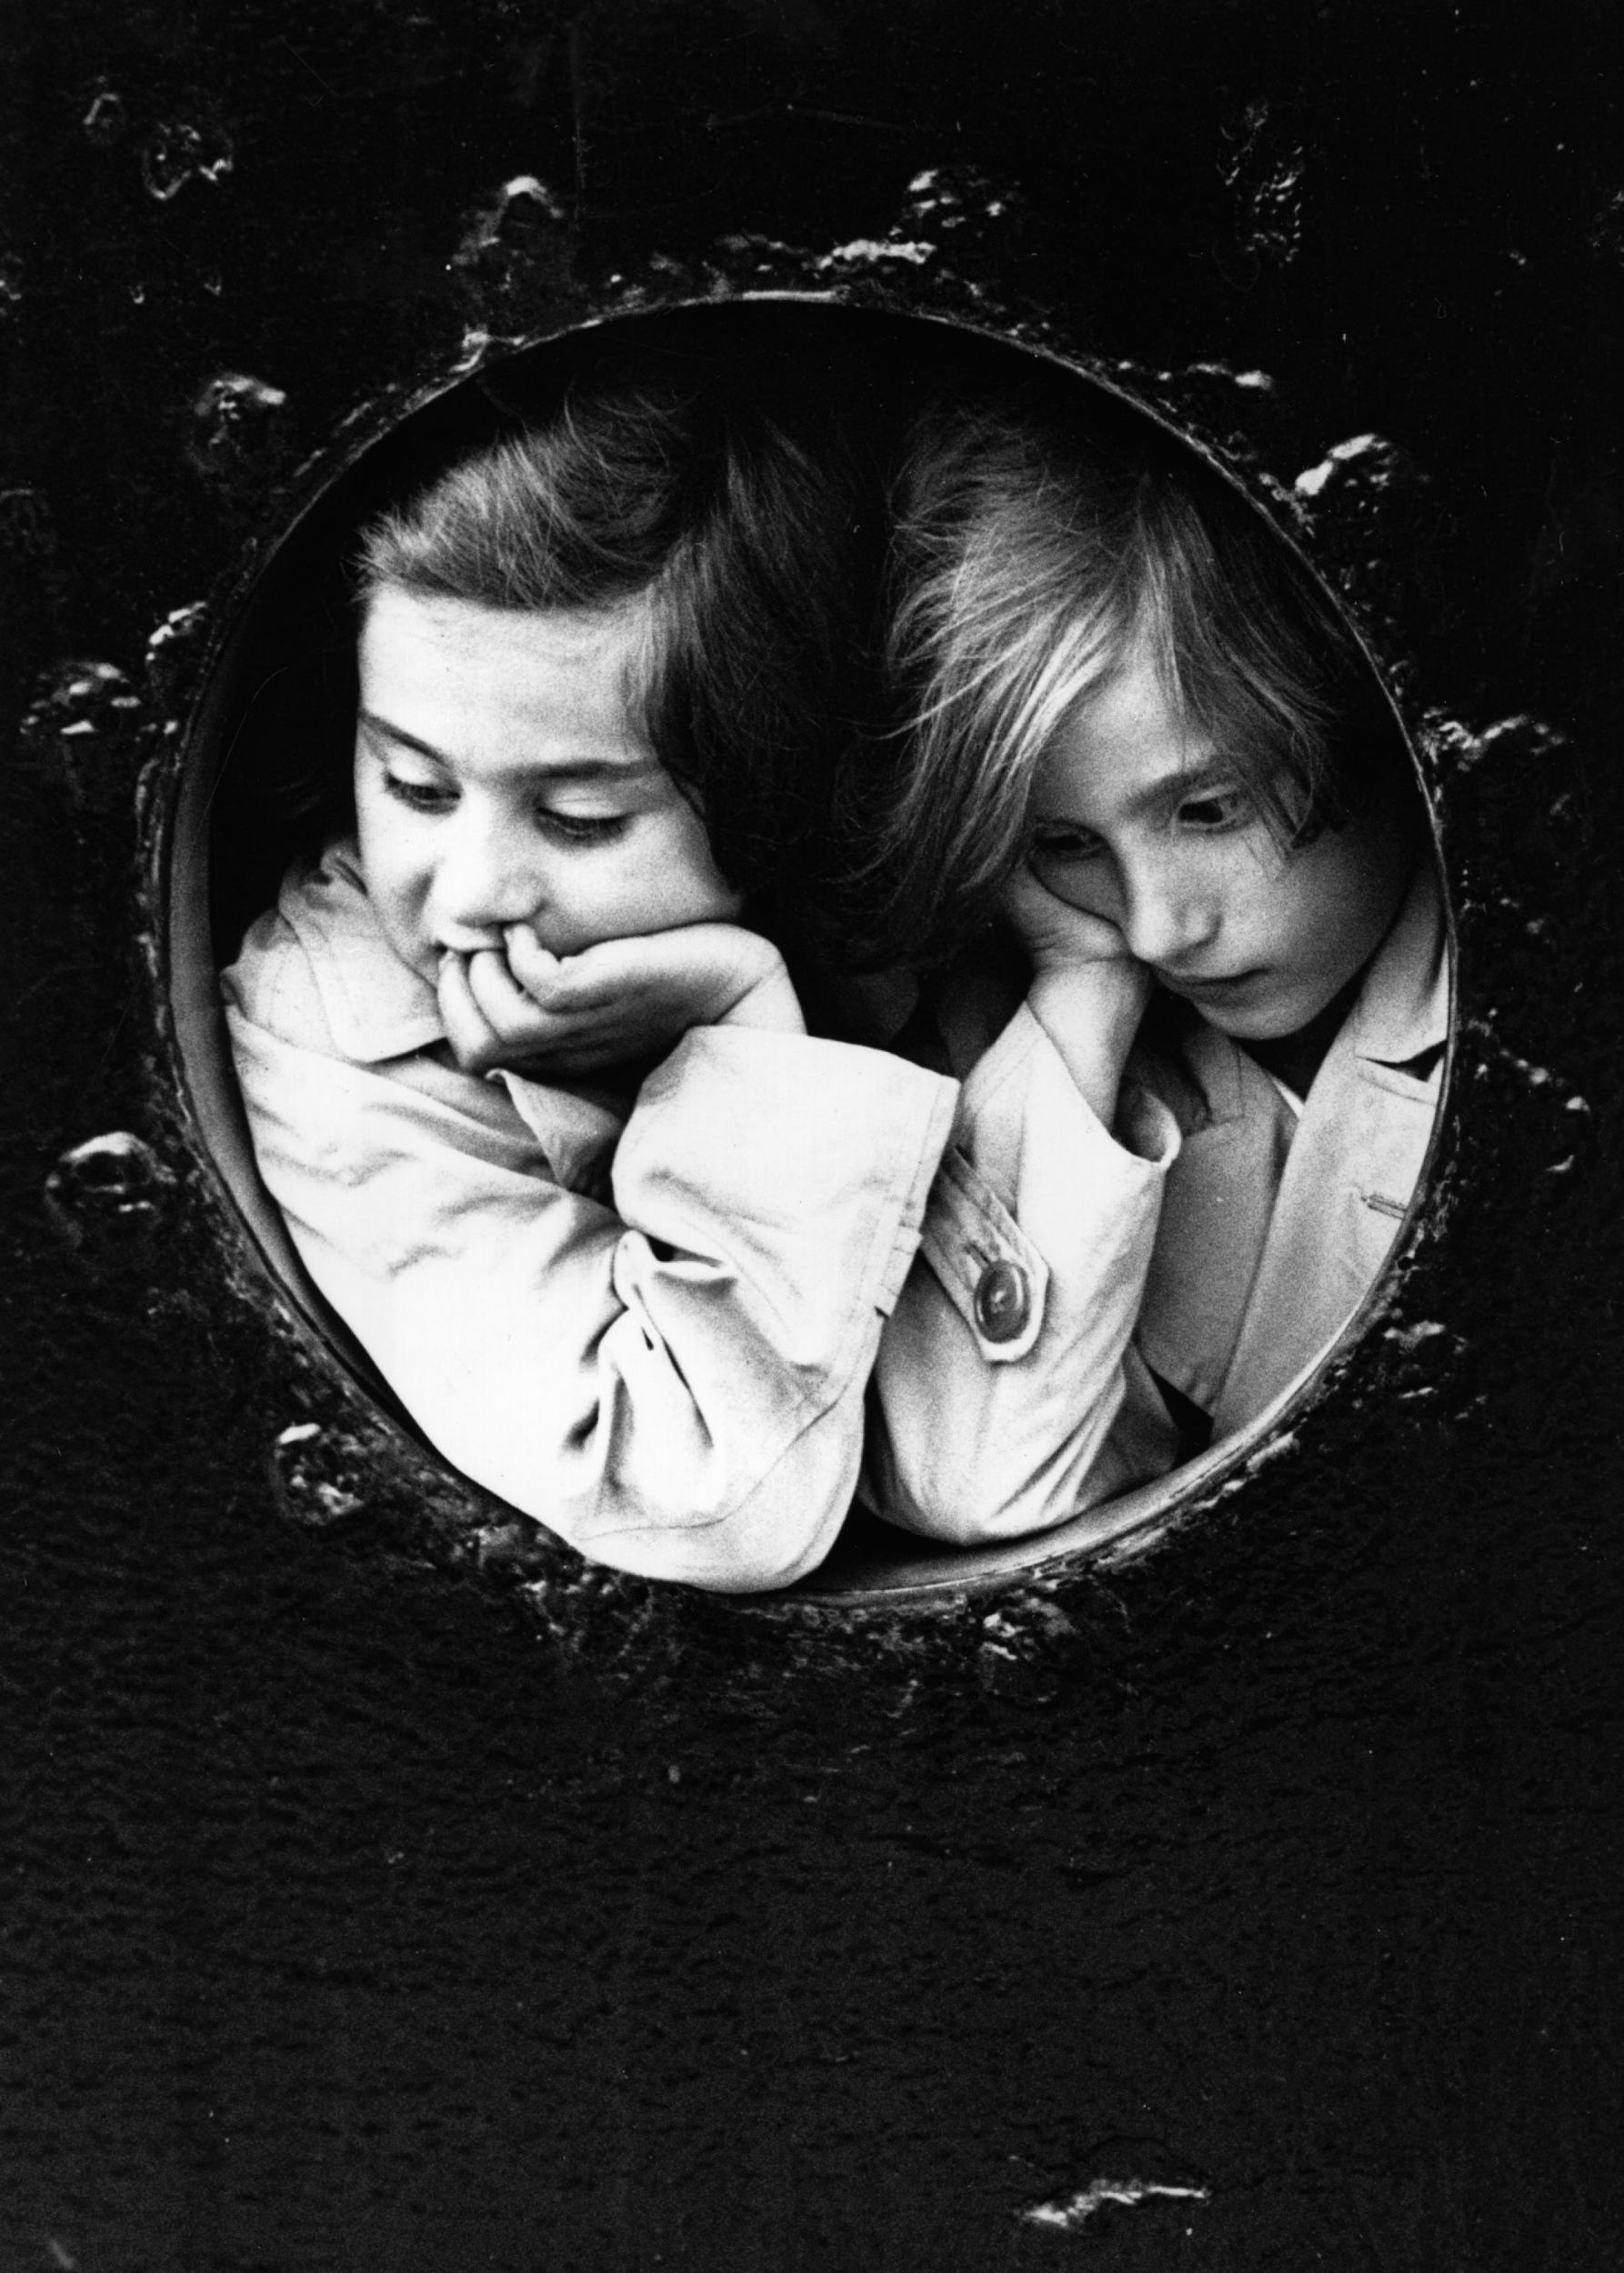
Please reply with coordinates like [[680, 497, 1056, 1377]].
[[435, 929, 511, 956], [1158, 966, 1268, 1005]]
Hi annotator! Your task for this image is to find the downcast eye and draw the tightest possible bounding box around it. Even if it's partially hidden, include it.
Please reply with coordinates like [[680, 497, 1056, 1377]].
[[384, 773, 456, 813], [532, 808, 631, 846], [1028, 824, 1106, 864], [1176, 786, 1253, 830]]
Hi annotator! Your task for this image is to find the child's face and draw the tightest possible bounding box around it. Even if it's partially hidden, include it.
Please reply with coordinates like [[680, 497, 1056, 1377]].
[[353, 590, 742, 984], [1026, 644, 1418, 1041]]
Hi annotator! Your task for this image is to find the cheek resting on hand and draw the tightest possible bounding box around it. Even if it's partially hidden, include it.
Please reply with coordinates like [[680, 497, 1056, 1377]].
[[999, 862, 1136, 972]]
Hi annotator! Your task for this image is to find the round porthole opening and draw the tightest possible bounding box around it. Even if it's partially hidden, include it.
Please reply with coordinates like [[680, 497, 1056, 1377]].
[[164, 297, 1453, 1612]]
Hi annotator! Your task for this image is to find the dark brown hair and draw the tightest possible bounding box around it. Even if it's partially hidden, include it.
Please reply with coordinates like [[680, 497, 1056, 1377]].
[[353, 317, 895, 943]]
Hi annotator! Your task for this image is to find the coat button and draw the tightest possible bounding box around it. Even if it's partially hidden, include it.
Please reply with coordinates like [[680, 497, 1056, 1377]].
[[974, 1258, 1029, 1343]]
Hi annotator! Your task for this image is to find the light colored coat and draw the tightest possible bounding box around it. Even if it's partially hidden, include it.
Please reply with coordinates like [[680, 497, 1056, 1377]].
[[224, 843, 1445, 1582], [224, 843, 957, 1593], [868, 858, 1449, 1542], [1138, 859, 1448, 1437], [222, 841, 1165, 1589]]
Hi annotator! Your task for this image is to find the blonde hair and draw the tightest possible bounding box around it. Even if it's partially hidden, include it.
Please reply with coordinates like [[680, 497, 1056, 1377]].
[[871, 403, 1391, 967]]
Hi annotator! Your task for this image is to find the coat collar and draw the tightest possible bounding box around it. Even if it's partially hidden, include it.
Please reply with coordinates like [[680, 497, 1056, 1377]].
[[1134, 854, 1450, 1428], [1343, 855, 1450, 1070], [281, 836, 447, 1065]]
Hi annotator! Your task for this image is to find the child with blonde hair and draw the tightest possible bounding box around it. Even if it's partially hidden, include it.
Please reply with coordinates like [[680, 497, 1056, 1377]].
[[861, 402, 1447, 1541]]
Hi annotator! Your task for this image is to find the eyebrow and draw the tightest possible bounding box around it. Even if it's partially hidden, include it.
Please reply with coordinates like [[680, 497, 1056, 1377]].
[[1128, 757, 1244, 818], [357, 710, 659, 782], [1035, 757, 1247, 827]]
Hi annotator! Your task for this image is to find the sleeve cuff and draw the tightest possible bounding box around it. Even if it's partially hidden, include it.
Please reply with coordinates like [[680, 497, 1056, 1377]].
[[615, 1023, 959, 1334], [915, 1002, 1180, 1366], [917, 1146, 1050, 1361]]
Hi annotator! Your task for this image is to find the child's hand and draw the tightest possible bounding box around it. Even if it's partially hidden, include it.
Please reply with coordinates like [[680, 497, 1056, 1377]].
[[998, 861, 1152, 1125], [999, 859, 1139, 978], [437, 921, 805, 1079]]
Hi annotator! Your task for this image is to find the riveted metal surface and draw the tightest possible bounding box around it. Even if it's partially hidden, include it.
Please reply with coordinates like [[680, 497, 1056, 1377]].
[[3, 4, 1621, 2266]]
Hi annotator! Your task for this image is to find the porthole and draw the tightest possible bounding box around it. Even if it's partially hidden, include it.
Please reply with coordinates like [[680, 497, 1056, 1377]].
[[160, 296, 1452, 1611]]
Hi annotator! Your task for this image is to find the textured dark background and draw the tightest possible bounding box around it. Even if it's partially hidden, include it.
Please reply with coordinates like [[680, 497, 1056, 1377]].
[[4, 3, 1622, 2267]]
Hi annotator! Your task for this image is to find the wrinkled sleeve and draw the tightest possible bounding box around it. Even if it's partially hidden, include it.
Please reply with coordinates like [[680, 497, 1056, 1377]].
[[866, 1001, 1183, 1545], [226, 955, 956, 1592]]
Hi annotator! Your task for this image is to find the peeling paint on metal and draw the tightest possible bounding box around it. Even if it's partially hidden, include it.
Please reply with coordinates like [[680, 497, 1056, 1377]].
[[1294, 432, 1384, 497], [186, 374, 291, 487], [1218, 96, 1305, 270], [44, 1131, 177, 1272], [140, 115, 235, 202], [1022, 2175, 1212, 2228]]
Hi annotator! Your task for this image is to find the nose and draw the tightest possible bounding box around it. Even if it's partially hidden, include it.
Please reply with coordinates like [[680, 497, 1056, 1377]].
[[1116, 848, 1220, 970], [430, 803, 542, 947]]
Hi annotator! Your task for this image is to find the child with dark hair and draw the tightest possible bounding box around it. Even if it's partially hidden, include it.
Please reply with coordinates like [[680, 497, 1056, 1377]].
[[859, 405, 1449, 1542], [223, 327, 961, 1590]]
